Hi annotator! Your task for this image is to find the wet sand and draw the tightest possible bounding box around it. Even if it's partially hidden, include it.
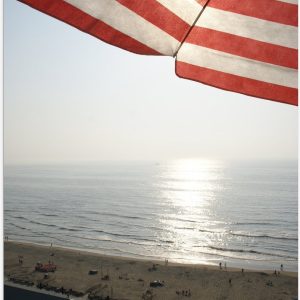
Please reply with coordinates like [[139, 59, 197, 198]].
[[4, 241, 298, 300]]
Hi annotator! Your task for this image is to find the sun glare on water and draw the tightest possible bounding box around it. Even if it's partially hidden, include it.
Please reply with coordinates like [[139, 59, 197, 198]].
[[161, 159, 222, 208], [155, 159, 225, 264]]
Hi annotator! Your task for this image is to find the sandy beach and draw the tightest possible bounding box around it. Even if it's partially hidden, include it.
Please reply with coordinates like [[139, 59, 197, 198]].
[[4, 241, 297, 300]]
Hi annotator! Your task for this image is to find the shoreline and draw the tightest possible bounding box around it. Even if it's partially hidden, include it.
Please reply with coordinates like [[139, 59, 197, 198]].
[[5, 238, 297, 273], [5, 239, 298, 275], [4, 240, 298, 299]]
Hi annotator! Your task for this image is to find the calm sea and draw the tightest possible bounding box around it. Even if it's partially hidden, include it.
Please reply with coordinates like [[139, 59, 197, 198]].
[[4, 160, 298, 271]]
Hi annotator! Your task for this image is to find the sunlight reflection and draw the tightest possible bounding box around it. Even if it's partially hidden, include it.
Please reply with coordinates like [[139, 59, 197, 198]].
[[160, 159, 222, 208], [156, 159, 225, 263]]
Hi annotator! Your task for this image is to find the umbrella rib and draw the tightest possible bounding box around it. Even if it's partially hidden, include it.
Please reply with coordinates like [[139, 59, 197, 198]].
[[173, 0, 212, 58]]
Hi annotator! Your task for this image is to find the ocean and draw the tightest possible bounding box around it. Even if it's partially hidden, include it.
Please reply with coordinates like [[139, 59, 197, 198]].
[[4, 160, 298, 271]]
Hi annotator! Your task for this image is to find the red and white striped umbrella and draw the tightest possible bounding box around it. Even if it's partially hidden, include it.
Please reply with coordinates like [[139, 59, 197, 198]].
[[18, 0, 298, 105]]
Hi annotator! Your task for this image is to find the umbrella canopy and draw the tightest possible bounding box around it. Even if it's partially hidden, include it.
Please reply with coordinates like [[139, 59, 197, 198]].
[[18, 0, 298, 105]]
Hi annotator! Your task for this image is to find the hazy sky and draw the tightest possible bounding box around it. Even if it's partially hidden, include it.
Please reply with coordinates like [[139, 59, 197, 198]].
[[4, 0, 298, 164]]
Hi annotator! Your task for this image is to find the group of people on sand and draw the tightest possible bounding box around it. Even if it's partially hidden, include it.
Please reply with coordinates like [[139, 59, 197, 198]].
[[176, 289, 191, 297], [219, 261, 285, 275]]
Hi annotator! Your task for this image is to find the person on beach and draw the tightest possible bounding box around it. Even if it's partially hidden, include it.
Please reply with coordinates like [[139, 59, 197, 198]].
[[280, 264, 283, 271], [219, 262, 222, 269]]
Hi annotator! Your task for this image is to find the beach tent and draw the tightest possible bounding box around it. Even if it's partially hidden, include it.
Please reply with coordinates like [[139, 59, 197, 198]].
[[18, 0, 298, 106]]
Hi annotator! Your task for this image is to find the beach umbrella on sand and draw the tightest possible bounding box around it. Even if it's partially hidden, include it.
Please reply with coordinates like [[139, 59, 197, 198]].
[[18, 0, 298, 106]]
